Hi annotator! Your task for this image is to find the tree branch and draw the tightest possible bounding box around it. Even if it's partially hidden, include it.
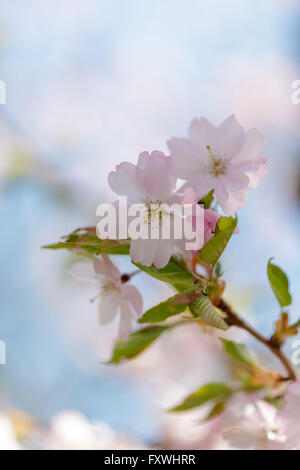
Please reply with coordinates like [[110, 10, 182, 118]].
[[218, 299, 297, 382]]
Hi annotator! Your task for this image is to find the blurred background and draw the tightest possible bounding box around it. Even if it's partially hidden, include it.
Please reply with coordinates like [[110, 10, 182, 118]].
[[0, 0, 299, 449]]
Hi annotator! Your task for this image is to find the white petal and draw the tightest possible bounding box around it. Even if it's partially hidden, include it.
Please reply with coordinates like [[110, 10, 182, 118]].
[[69, 262, 96, 282], [93, 255, 121, 286], [218, 115, 245, 158], [179, 178, 216, 201], [214, 181, 230, 213], [256, 401, 277, 429], [121, 284, 143, 319], [220, 166, 249, 191], [188, 117, 218, 147], [118, 301, 133, 339], [98, 290, 120, 325], [217, 186, 248, 215], [235, 128, 265, 163], [139, 151, 177, 201], [137, 151, 150, 170], [246, 155, 269, 189], [129, 238, 144, 265], [167, 137, 205, 180], [108, 162, 144, 202], [130, 238, 158, 267], [153, 239, 175, 269]]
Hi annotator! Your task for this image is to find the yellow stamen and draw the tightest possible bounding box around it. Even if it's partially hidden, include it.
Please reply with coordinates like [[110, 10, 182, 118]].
[[206, 145, 217, 163]]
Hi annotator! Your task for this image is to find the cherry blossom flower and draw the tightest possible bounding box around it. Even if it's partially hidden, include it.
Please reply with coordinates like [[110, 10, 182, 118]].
[[221, 393, 285, 450], [274, 380, 300, 449], [167, 115, 268, 216], [70, 254, 143, 338], [0, 414, 22, 450], [279, 380, 300, 420], [107, 150, 202, 269], [219, 383, 300, 450]]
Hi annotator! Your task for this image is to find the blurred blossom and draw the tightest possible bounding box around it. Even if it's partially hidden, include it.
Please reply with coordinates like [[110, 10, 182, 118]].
[[0, 414, 22, 450], [70, 255, 143, 338], [0, 123, 27, 188], [275, 380, 300, 449], [123, 324, 235, 409], [39, 410, 148, 451], [221, 393, 283, 450], [160, 412, 225, 450], [221, 383, 300, 450]]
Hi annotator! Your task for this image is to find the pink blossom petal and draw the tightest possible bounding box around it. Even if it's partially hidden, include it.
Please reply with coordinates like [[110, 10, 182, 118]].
[[138, 151, 177, 201], [179, 178, 216, 201], [188, 117, 218, 147], [130, 238, 156, 267], [204, 209, 221, 243], [93, 255, 121, 286], [129, 238, 144, 265], [235, 128, 265, 163], [167, 137, 206, 180], [108, 162, 144, 202], [218, 187, 248, 215], [181, 187, 198, 205], [218, 114, 245, 158], [220, 169, 249, 191], [98, 290, 120, 325], [153, 239, 176, 270], [119, 301, 134, 339], [121, 284, 143, 319], [137, 151, 149, 170], [246, 155, 269, 188]]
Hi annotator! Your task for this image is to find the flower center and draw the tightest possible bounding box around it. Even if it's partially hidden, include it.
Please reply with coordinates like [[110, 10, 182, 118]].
[[90, 280, 118, 303], [206, 145, 227, 177], [144, 199, 166, 226]]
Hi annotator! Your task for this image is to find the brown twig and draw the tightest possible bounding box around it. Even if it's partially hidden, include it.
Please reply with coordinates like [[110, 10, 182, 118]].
[[218, 299, 297, 382]]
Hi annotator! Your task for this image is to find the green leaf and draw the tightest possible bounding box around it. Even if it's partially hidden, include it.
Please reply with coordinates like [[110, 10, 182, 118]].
[[205, 400, 227, 420], [199, 217, 237, 265], [170, 254, 191, 274], [108, 326, 168, 364], [199, 190, 214, 209], [139, 287, 202, 324], [222, 339, 256, 366], [215, 261, 223, 279], [215, 216, 236, 233], [43, 228, 130, 255], [290, 318, 300, 329], [134, 257, 195, 292], [265, 396, 285, 409], [190, 295, 228, 330], [169, 383, 232, 412], [267, 258, 292, 308]]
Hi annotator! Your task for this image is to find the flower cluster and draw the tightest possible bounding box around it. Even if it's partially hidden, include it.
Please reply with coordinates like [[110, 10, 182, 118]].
[[46, 114, 300, 450], [70, 115, 267, 338], [106, 115, 267, 269]]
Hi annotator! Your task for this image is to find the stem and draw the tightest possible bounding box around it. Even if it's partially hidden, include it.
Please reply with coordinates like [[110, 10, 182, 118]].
[[218, 299, 296, 382], [121, 270, 141, 283]]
